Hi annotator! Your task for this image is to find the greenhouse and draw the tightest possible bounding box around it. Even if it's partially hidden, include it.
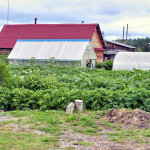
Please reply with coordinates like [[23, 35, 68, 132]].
[[113, 52, 150, 70], [8, 39, 97, 68]]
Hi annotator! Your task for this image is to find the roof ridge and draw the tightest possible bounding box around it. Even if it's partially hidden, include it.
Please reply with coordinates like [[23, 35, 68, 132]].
[[4, 23, 98, 26]]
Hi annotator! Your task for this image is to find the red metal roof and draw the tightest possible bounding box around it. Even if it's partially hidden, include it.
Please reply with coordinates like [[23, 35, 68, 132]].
[[94, 48, 106, 51], [0, 24, 98, 48]]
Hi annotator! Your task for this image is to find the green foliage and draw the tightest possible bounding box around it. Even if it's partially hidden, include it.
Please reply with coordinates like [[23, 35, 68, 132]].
[[0, 54, 9, 64], [96, 60, 113, 70], [0, 63, 150, 112], [0, 59, 10, 86]]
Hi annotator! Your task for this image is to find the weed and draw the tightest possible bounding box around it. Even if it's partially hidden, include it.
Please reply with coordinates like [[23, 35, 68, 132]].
[[80, 115, 97, 128], [98, 128, 103, 131], [72, 127, 84, 133], [77, 141, 93, 146], [100, 119, 121, 128], [65, 114, 79, 122], [110, 137, 125, 143]]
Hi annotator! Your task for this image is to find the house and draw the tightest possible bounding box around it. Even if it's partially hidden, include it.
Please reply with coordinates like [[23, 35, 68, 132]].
[[104, 40, 136, 61], [8, 39, 97, 68], [0, 24, 106, 62]]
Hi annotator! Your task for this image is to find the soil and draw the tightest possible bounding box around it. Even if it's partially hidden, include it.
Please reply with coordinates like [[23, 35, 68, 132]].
[[0, 109, 150, 150], [60, 130, 150, 150], [105, 109, 150, 129], [60, 109, 150, 150]]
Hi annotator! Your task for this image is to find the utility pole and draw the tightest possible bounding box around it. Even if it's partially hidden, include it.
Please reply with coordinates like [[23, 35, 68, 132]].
[[122, 26, 125, 42], [7, 0, 10, 24], [126, 24, 128, 45]]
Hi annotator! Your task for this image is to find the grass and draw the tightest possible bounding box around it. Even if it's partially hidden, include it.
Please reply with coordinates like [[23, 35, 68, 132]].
[[110, 137, 125, 143], [0, 109, 150, 149], [0, 132, 59, 150], [104, 128, 150, 144], [77, 141, 93, 146], [80, 115, 98, 128], [100, 119, 121, 128]]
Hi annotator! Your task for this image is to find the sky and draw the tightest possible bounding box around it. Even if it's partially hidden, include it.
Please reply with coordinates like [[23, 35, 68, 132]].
[[0, 0, 150, 40]]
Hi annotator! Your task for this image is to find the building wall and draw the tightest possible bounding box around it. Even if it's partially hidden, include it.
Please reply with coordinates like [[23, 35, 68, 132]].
[[95, 51, 104, 62], [91, 31, 103, 48], [0, 48, 11, 54], [91, 31, 104, 62], [107, 42, 133, 51]]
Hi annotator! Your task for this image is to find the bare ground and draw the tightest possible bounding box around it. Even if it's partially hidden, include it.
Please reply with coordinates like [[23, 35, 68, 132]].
[[0, 109, 150, 150], [60, 130, 150, 150]]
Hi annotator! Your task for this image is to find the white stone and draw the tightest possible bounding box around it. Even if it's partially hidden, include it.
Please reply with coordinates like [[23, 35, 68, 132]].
[[75, 100, 83, 113], [66, 102, 75, 114]]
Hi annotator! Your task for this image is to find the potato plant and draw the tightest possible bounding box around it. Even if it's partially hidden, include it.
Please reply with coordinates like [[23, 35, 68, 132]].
[[0, 59, 150, 111]]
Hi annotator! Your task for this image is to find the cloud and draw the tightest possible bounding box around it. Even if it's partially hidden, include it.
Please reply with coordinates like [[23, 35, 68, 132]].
[[0, 0, 150, 40]]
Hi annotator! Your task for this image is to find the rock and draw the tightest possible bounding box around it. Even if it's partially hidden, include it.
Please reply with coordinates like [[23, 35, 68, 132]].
[[75, 100, 83, 113], [0, 110, 3, 113], [66, 102, 75, 114]]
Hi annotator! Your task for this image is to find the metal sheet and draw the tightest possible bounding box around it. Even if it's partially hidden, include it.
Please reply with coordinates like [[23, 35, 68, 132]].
[[0, 24, 97, 48]]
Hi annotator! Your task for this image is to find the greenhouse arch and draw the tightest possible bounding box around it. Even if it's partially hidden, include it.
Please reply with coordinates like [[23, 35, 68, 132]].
[[113, 52, 150, 70]]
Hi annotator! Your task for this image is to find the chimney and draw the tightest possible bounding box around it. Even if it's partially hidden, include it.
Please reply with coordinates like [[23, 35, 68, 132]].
[[35, 18, 37, 24]]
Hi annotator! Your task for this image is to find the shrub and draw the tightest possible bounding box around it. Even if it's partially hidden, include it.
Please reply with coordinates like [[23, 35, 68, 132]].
[[96, 59, 113, 70], [0, 54, 9, 64], [0, 62, 150, 112], [0, 60, 10, 86]]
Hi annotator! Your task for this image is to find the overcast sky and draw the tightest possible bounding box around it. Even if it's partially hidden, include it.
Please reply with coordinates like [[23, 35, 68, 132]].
[[0, 0, 150, 40]]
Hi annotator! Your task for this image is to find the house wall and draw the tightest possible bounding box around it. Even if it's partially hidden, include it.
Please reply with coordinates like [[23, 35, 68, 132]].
[[0, 48, 11, 54], [107, 42, 134, 51], [91, 31, 103, 48], [95, 51, 104, 62], [91, 31, 104, 62]]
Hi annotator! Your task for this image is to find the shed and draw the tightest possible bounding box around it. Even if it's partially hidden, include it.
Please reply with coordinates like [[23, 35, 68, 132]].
[[113, 52, 150, 70], [8, 39, 97, 68], [104, 40, 136, 61]]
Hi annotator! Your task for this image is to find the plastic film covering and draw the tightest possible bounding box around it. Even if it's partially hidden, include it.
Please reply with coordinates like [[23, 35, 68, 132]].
[[113, 52, 150, 70], [8, 39, 97, 67], [8, 40, 90, 60]]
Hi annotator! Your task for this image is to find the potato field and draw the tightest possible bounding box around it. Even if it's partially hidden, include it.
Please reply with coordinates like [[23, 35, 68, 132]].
[[0, 58, 150, 112]]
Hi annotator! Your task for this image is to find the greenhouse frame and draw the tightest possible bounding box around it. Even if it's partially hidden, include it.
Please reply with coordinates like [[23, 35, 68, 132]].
[[113, 52, 150, 70], [8, 39, 97, 68]]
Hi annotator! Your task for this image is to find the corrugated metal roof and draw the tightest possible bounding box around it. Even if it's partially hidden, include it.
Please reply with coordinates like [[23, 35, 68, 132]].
[[0, 24, 98, 48], [8, 39, 94, 60], [106, 40, 136, 49]]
